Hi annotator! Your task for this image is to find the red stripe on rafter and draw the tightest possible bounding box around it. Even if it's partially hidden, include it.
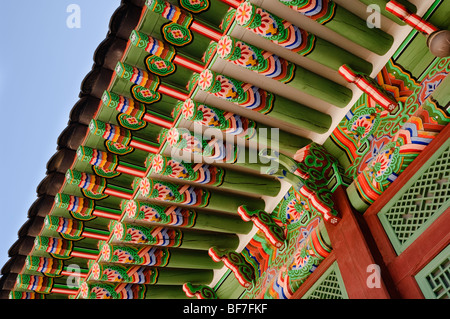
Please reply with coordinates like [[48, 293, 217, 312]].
[[104, 188, 134, 200], [71, 251, 98, 260], [158, 84, 189, 101], [82, 231, 110, 241], [51, 288, 79, 295], [116, 165, 146, 178], [143, 113, 173, 129], [129, 140, 159, 154], [173, 55, 204, 73], [386, 1, 438, 35], [218, 0, 240, 9], [339, 64, 398, 113], [93, 209, 121, 221], [191, 21, 222, 41], [60, 270, 88, 278]]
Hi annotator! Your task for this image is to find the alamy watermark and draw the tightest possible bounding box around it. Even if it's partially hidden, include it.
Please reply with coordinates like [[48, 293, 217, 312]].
[[66, 4, 81, 29], [66, 264, 82, 289], [169, 123, 280, 175], [366, 264, 382, 288], [366, 4, 381, 29]]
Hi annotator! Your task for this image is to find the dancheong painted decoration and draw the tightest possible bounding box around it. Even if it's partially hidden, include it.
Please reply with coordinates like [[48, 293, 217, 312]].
[[1, 0, 449, 300]]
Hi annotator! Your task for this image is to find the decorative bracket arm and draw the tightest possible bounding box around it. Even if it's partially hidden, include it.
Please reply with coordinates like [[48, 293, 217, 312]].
[[208, 247, 255, 289], [386, 1, 450, 57], [386, 1, 438, 35], [298, 187, 341, 225], [182, 283, 218, 299], [339, 64, 399, 113], [237, 205, 286, 250]]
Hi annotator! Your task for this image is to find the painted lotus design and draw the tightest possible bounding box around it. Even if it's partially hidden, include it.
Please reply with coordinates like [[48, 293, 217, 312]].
[[125, 200, 138, 218], [367, 145, 399, 184], [236, 1, 253, 25], [139, 178, 151, 197], [151, 154, 165, 174], [167, 128, 180, 146], [198, 69, 214, 91], [101, 244, 111, 261], [113, 222, 124, 240], [181, 99, 196, 120], [217, 35, 233, 58]]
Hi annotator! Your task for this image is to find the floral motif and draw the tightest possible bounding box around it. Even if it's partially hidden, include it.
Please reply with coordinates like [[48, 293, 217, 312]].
[[101, 244, 111, 262], [181, 99, 196, 120], [139, 178, 152, 197], [151, 154, 165, 174], [236, 1, 253, 26], [198, 69, 213, 91], [80, 282, 90, 299], [349, 112, 377, 141], [113, 222, 124, 240], [125, 200, 138, 218], [179, 0, 209, 14], [167, 128, 180, 146], [162, 23, 193, 47], [91, 263, 101, 280], [367, 144, 399, 184], [217, 35, 233, 58]]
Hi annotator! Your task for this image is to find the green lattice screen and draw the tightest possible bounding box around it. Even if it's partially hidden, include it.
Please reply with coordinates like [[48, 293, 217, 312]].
[[301, 262, 348, 299], [378, 141, 450, 254], [415, 245, 450, 299]]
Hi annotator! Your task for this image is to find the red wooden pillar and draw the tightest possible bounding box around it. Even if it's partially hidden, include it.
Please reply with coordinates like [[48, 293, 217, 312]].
[[321, 186, 393, 298], [364, 123, 450, 299]]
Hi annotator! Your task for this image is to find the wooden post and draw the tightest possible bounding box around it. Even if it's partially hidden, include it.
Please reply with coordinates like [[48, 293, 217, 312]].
[[102, 91, 174, 129], [357, 0, 417, 25], [164, 126, 283, 172], [115, 62, 189, 104], [129, 30, 204, 74], [79, 281, 189, 299], [89, 119, 160, 154], [322, 186, 393, 298], [54, 193, 122, 221]]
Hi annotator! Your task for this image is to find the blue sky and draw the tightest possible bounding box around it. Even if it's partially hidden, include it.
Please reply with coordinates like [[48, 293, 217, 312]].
[[0, 0, 121, 272]]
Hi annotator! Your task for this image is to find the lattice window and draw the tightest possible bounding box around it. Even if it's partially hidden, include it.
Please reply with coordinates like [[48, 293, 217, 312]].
[[378, 142, 450, 254], [301, 262, 348, 299], [415, 245, 450, 299]]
